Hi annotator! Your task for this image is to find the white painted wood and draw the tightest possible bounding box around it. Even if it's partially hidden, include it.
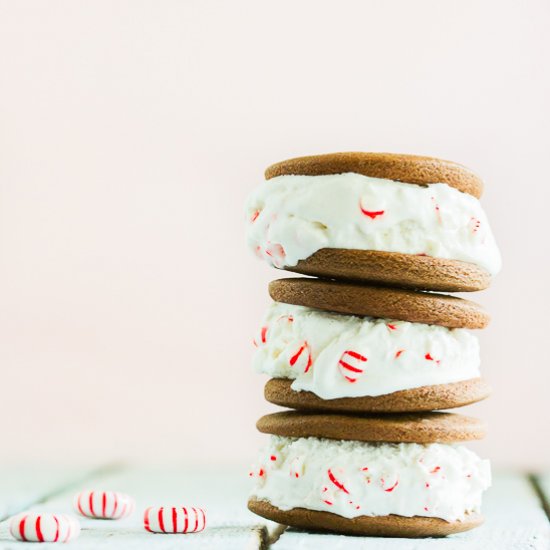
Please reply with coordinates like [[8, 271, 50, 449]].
[[0, 526, 266, 550], [0, 466, 274, 549], [0, 468, 546, 548], [0, 465, 100, 522], [272, 473, 550, 550]]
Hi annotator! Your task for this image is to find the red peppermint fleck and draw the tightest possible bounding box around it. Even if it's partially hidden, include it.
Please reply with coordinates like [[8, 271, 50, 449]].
[[328, 469, 350, 495], [416, 252, 428, 257], [359, 198, 385, 219], [250, 210, 260, 223], [425, 353, 441, 365], [424, 506, 429, 512], [265, 243, 286, 268], [277, 314, 294, 323], [381, 477, 399, 492], [469, 217, 481, 234], [289, 345, 305, 365], [431, 196, 442, 224], [290, 457, 302, 478], [270, 455, 277, 461], [361, 209, 385, 219], [395, 349, 405, 359], [361, 467, 369, 472], [430, 466, 441, 474], [425, 482, 430, 488], [265, 243, 286, 258], [322, 500, 333, 506], [289, 342, 313, 373], [261, 326, 268, 344], [338, 350, 367, 383], [249, 466, 265, 478], [387, 324, 397, 331]]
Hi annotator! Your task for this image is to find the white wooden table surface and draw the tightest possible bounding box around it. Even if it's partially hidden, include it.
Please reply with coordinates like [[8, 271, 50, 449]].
[[0, 467, 547, 549]]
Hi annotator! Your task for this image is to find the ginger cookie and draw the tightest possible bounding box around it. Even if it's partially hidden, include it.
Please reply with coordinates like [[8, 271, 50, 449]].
[[248, 498, 483, 538], [284, 250, 492, 292], [256, 411, 486, 443], [264, 377, 491, 414], [265, 152, 484, 198], [269, 277, 490, 328]]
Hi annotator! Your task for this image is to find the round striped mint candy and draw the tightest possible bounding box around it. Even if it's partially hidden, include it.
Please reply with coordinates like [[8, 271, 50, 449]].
[[74, 490, 134, 519], [144, 506, 206, 534], [9, 512, 80, 543]]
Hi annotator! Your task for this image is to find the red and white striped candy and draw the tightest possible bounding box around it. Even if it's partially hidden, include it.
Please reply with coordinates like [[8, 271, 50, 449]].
[[338, 350, 367, 383], [144, 506, 206, 534], [9, 512, 80, 543], [73, 490, 135, 519]]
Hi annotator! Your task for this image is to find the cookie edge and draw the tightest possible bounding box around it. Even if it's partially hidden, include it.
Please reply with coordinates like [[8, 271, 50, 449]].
[[264, 378, 491, 414], [265, 152, 483, 198], [269, 277, 490, 328], [283, 248, 491, 292], [248, 498, 484, 538], [256, 411, 487, 443]]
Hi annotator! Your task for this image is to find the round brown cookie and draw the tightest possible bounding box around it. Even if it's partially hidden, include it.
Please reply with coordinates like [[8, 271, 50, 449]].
[[264, 378, 491, 414], [257, 411, 486, 443], [265, 152, 483, 198], [283, 249, 491, 292], [269, 277, 490, 328], [248, 498, 483, 538]]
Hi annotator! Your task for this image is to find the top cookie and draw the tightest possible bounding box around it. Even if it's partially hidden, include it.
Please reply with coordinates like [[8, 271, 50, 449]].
[[257, 411, 486, 443], [265, 152, 484, 198]]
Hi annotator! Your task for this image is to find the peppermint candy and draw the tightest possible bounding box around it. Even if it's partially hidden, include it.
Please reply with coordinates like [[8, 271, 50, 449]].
[[9, 512, 80, 543], [359, 196, 385, 219], [74, 490, 134, 519], [338, 350, 367, 383], [144, 506, 206, 534], [289, 341, 312, 373]]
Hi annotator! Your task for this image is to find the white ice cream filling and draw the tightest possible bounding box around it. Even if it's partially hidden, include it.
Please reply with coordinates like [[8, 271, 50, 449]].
[[246, 173, 501, 275], [250, 436, 491, 522], [253, 302, 480, 399]]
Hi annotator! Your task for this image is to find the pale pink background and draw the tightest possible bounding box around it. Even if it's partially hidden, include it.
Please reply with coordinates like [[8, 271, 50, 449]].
[[0, 1, 548, 469]]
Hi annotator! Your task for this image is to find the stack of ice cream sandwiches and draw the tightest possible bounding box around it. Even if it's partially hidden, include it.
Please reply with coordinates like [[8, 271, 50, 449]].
[[245, 153, 501, 537]]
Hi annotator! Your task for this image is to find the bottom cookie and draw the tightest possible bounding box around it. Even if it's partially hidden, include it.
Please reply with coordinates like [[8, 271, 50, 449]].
[[248, 498, 483, 538], [265, 377, 491, 413]]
